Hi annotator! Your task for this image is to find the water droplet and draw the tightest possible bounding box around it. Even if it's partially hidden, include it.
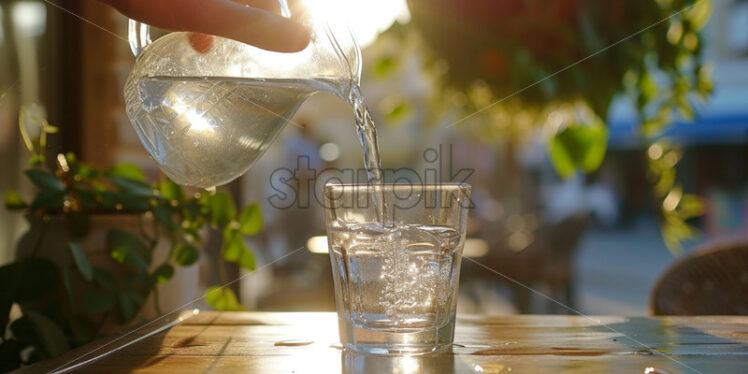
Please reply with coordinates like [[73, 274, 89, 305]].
[[274, 339, 314, 347], [205, 186, 216, 194]]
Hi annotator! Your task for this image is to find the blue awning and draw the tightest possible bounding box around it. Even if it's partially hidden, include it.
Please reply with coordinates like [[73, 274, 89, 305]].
[[606, 84, 748, 148]]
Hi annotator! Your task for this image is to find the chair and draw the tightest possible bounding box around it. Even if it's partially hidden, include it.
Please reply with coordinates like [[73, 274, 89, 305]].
[[464, 213, 589, 314], [539, 213, 589, 313], [650, 239, 748, 315]]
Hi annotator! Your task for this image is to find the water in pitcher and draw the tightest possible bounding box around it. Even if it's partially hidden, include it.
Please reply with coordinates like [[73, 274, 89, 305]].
[[126, 76, 326, 188], [126, 75, 385, 192]]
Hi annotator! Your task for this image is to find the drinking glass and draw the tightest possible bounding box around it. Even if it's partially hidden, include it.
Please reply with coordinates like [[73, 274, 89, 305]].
[[324, 183, 471, 355]]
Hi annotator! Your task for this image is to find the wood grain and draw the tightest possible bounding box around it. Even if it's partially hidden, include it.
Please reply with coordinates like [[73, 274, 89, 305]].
[[19, 312, 748, 374]]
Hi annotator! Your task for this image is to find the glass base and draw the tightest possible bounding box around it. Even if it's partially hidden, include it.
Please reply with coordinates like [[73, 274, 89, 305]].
[[339, 316, 455, 355]]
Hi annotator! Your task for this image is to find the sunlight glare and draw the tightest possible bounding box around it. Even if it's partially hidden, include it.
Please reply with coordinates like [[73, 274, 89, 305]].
[[166, 90, 216, 135], [299, 0, 410, 47], [307, 235, 329, 254], [399, 356, 421, 374]]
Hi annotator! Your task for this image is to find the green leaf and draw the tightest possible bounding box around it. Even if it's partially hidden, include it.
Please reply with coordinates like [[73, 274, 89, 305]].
[[386, 101, 411, 123], [76, 164, 97, 179], [222, 231, 243, 262], [107, 229, 150, 270], [72, 186, 97, 210], [549, 123, 608, 178], [579, 127, 608, 172], [222, 231, 256, 271], [238, 246, 256, 271], [29, 154, 44, 167], [100, 190, 119, 210], [696, 64, 714, 98], [117, 292, 136, 322], [152, 264, 174, 284], [677, 194, 706, 219], [685, 0, 712, 31], [109, 176, 154, 198], [83, 288, 116, 314], [106, 163, 146, 182], [4, 189, 27, 210], [374, 55, 398, 77], [238, 203, 263, 235], [126, 290, 146, 306], [153, 205, 174, 231], [639, 71, 658, 103], [25, 169, 65, 193], [174, 243, 199, 266], [23, 311, 71, 357], [61, 266, 73, 302], [63, 152, 77, 164], [184, 227, 201, 243], [641, 115, 671, 138], [204, 286, 244, 311], [182, 200, 204, 221], [548, 137, 576, 179], [654, 168, 676, 198], [676, 97, 695, 120], [68, 242, 93, 281], [118, 193, 151, 212], [29, 190, 66, 210], [208, 191, 236, 228], [159, 180, 184, 202], [93, 268, 117, 291]]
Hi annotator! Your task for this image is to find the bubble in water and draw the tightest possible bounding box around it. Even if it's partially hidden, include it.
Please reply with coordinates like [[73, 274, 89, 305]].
[[381, 235, 444, 322], [329, 221, 462, 334]]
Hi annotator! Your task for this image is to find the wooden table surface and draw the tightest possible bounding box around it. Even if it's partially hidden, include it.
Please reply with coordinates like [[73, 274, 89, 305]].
[[24, 312, 748, 374]]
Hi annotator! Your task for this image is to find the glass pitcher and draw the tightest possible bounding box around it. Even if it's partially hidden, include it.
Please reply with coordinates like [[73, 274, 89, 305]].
[[124, 0, 361, 188]]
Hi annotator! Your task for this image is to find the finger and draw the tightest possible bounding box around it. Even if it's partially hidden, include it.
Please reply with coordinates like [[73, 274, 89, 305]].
[[107, 0, 309, 52]]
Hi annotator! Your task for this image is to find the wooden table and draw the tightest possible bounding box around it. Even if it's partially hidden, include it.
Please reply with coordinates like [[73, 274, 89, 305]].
[[24, 312, 748, 373]]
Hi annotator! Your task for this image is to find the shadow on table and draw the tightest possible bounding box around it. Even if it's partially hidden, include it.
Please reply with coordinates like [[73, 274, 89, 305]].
[[587, 317, 748, 373]]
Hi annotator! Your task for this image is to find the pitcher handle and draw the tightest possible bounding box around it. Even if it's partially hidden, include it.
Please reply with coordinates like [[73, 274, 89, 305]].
[[128, 19, 151, 58]]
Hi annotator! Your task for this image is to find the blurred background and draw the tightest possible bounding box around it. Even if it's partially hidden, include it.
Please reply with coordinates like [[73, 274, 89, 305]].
[[1, 0, 747, 325]]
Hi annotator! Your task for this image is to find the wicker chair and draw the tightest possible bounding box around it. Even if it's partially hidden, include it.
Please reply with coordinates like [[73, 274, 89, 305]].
[[650, 239, 748, 315]]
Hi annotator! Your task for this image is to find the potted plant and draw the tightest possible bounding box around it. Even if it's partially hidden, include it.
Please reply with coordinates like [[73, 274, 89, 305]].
[[1, 107, 263, 371]]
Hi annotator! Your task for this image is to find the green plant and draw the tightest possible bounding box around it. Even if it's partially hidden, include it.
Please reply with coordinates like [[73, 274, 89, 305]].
[[382, 0, 711, 251], [1, 108, 263, 370]]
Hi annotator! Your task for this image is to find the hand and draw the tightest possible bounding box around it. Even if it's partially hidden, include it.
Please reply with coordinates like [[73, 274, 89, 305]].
[[100, 0, 310, 52]]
